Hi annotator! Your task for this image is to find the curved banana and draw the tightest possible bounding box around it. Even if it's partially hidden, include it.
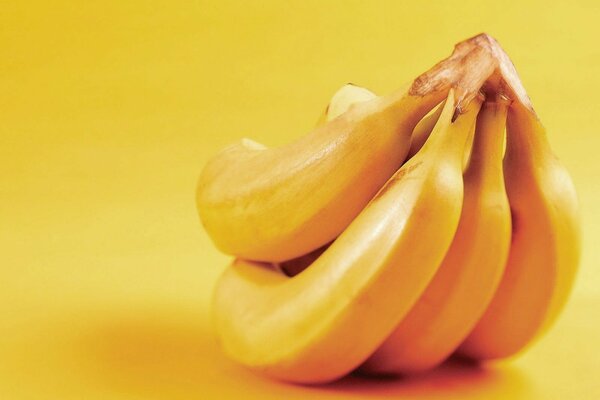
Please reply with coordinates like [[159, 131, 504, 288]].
[[362, 97, 511, 375], [458, 101, 581, 360], [212, 91, 481, 383], [198, 85, 443, 262]]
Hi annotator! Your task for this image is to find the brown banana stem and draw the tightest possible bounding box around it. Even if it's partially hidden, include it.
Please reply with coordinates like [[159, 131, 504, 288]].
[[411, 33, 534, 121]]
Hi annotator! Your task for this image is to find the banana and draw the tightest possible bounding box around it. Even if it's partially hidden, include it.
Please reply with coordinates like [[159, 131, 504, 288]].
[[212, 91, 481, 383], [197, 86, 442, 262], [362, 96, 511, 375], [197, 35, 502, 262], [457, 101, 581, 360]]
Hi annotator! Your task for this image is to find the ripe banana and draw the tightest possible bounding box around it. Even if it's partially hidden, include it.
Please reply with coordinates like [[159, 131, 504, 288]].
[[457, 101, 581, 360], [197, 85, 443, 262], [212, 91, 481, 383], [362, 96, 511, 375]]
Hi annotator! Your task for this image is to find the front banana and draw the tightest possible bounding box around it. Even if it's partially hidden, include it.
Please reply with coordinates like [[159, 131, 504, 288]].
[[458, 101, 581, 360], [212, 91, 480, 383]]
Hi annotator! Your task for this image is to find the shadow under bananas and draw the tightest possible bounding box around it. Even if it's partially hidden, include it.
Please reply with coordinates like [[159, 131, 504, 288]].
[[321, 357, 530, 399], [80, 307, 532, 399]]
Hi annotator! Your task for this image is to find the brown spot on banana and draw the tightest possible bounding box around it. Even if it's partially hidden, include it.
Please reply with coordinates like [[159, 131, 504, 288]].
[[372, 161, 424, 201]]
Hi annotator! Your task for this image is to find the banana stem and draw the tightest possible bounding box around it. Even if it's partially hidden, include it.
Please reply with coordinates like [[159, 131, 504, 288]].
[[411, 33, 534, 120]]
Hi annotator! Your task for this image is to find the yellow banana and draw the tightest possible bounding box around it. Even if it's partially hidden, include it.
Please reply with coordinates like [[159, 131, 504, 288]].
[[458, 101, 581, 360], [197, 86, 443, 262], [362, 96, 511, 375], [197, 35, 503, 262], [212, 91, 480, 383]]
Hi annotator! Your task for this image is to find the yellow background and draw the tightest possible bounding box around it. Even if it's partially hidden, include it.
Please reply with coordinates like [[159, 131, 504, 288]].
[[2, 1, 599, 398]]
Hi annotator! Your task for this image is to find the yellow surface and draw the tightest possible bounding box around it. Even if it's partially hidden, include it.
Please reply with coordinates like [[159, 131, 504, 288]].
[[1, 1, 599, 398]]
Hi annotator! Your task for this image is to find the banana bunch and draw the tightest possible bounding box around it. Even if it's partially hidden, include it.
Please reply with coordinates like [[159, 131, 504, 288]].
[[197, 34, 580, 384]]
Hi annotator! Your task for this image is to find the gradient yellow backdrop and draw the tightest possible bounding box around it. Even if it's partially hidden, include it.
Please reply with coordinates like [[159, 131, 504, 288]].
[[2, 1, 599, 399]]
